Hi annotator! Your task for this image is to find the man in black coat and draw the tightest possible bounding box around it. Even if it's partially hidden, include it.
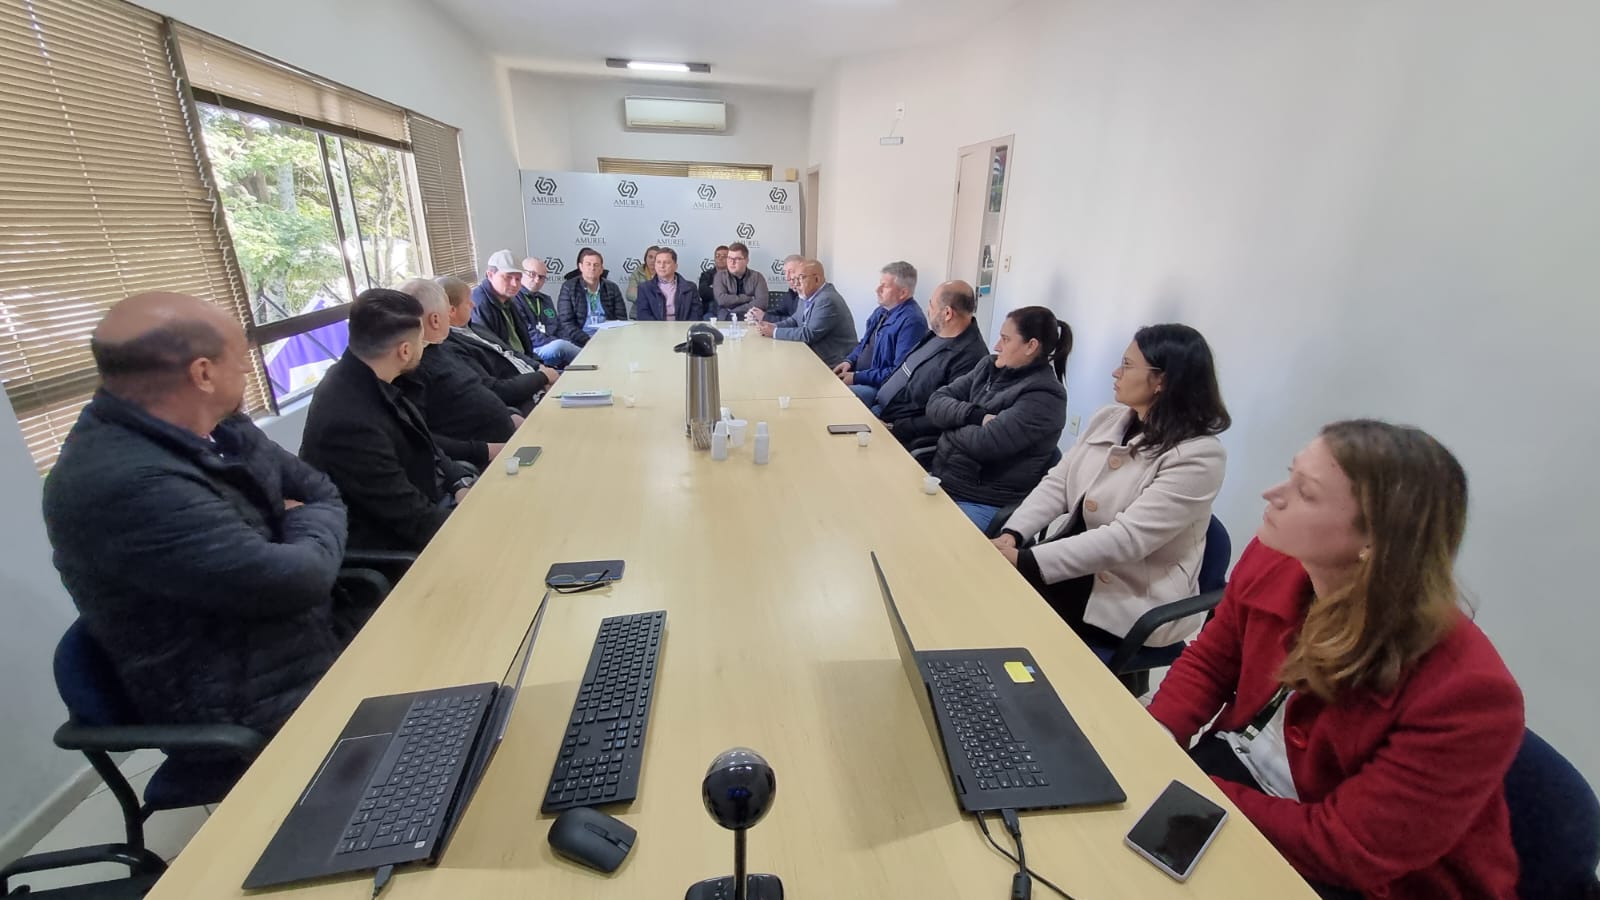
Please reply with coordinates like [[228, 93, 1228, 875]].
[[438, 274, 557, 414], [556, 247, 629, 346], [697, 244, 728, 311], [301, 289, 478, 553], [878, 280, 990, 450], [396, 278, 519, 467], [43, 292, 350, 743]]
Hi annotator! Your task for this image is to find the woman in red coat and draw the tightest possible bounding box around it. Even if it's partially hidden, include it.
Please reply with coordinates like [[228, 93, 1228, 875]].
[[1147, 420, 1523, 899]]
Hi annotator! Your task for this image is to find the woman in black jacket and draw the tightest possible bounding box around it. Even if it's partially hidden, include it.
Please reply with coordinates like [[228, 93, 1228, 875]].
[[925, 306, 1071, 531], [556, 247, 629, 346]]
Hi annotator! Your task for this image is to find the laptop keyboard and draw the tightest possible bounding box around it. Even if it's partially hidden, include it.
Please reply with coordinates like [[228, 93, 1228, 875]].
[[542, 611, 665, 812], [334, 692, 484, 856], [926, 660, 1051, 792]]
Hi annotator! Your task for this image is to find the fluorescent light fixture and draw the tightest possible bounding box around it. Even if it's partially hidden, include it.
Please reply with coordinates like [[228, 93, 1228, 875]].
[[627, 61, 690, 73], [606, 58, 712, 74]]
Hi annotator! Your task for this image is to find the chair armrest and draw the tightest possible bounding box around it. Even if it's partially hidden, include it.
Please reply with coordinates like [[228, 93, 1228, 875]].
[[0, 843, 166, 884], [1107, 588, 1226, 675], [983, 504, 1022, 539], [342, 550, 418, 569], [54, 721, 267, 756]]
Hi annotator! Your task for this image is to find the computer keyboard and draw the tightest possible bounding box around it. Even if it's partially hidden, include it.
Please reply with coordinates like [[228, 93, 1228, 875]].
[[541, 610, 665, 812], [336, 691, 486, 856], [926, 660, 1051, 792]]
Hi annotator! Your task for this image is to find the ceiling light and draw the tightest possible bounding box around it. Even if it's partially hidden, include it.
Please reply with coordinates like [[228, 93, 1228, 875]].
[[606, 58, 712, 74]]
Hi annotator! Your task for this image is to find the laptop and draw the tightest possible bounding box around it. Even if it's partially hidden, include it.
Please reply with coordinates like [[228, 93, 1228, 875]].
[[244, 592, 550, 889], [870, 552, 1125, 812]]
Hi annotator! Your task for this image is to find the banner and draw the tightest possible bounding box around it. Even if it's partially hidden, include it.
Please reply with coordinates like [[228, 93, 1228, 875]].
[[519, 170, 801, 299]]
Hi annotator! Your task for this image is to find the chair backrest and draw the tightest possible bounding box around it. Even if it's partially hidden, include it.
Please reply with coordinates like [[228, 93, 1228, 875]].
[[1505, 729, 1600, 898], [54, 619, 139, 728], [1198, 516, 1231, 594]]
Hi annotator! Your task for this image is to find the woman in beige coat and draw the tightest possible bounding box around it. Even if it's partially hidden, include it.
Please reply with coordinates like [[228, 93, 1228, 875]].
[[992, 324, 1231, 648]]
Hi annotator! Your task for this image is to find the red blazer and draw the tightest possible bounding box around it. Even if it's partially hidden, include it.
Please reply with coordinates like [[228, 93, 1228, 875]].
[[1148, 540, 1524, 899]]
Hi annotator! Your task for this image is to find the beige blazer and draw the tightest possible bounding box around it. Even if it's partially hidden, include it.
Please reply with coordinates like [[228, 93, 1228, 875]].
[[1005, 404, 1226, 646]]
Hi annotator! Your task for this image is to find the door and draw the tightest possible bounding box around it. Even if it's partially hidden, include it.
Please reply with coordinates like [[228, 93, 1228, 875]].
[[946, 136, 1014, 340]]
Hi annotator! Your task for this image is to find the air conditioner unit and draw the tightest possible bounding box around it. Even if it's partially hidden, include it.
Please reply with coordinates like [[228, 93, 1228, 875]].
[[624, 96, 726, 133]]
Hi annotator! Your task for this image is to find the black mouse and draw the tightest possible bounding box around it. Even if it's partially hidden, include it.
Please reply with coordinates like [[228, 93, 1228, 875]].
[[547, 807, 636, 873]]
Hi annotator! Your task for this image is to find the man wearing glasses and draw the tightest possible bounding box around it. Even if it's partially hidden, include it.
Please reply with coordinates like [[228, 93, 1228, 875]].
[[515, 256, 580, 367]]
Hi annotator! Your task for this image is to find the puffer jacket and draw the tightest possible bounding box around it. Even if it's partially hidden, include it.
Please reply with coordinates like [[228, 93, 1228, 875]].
[[555, 269, 628, 346], [42, 390, 349, 736], [926, 357, 1067, 507]]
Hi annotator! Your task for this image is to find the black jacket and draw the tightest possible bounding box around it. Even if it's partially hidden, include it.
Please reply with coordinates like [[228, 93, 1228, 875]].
[[402, 342, 516, 464], [635, 274, 703, 322], [42, 390, 349, 736], [556, 270, 628, 346], [301, 351, 474, 553], [697, 266, 720, 308], [926, 357, 1068, 507], [880, 320, 990, 445], [442, 329, 549, 411]]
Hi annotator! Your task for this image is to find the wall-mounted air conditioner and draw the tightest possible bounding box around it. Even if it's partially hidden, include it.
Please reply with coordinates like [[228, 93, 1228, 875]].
[[623, 96, 727, 133]]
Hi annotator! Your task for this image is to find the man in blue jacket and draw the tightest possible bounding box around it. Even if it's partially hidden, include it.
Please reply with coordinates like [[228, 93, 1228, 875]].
[[834, 261, 927, 406], [43, 293, 351, 745]]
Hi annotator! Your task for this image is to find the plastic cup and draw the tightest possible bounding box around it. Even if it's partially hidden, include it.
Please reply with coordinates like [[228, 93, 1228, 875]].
[[778, 396, 791, 409], [729, 419, 749, 448], [857, 431, 871, 447], [923, 475, 942, 495]]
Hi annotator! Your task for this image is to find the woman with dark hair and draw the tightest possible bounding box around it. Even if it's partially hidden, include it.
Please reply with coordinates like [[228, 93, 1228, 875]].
[[993, 324, 1230, 647], [925, 305, 1071, 531], [1148, 421, 1522, 899], [556, 247, 628, 346]]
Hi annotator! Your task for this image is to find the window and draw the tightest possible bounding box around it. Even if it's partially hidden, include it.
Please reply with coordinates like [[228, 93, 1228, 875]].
[[597, 158, 773, 181]]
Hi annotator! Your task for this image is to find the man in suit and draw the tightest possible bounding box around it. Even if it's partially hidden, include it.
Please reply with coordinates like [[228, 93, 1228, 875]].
[[635, 247, 703, 321], [877, 280, 989, 450], [751, 259, 859, 366], [397, 278, 520, 466], [712, 241, 769, 320], [300, 289, 479, 553], [44, 292, 351, 745], [438, 275, 557, 414], [697, 244, 728, 312]]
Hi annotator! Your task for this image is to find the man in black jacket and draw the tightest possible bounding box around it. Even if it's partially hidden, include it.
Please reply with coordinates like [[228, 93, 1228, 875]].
[[43, 292, 350, 744], [697, 244, 728, 311], [397, 278, 519, 467], [437, 274, 556, 414], [555, 247, 629, 346], [878, 280, 989, 451], [301, 289, 478, 553]]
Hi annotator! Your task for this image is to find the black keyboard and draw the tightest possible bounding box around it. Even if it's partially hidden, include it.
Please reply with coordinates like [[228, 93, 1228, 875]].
[[336, 692, 486, 856], [926, 660, 1051, 792], [541, 611, 665, 812]]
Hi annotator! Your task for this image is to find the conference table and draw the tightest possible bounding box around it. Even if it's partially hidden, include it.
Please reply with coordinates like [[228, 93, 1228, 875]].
[[148, 323, 1315, 899]]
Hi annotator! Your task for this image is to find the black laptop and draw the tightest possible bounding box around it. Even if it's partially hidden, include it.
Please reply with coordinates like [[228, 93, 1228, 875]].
[[870, 552, 1124, 812], [243, 593, 550, 890]]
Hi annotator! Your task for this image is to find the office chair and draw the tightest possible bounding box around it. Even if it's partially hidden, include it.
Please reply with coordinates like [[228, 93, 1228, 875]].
[[1505, 729, 1600, 899], [1088, 516, 1232, 696]]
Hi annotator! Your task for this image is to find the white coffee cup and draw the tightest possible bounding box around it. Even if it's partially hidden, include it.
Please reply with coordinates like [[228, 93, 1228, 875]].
[[777, 396, 791, 409], [728, 419, 749, 448], [720, 406, 733, 421], [622, 395, 636, 408], [504, 456, 520, 476], [923, 475, 942, 495], [857, 431, 871, 447]]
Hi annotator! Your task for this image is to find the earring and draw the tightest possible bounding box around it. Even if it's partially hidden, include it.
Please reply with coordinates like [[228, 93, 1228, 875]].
[[1358, 548, 1370, 562]]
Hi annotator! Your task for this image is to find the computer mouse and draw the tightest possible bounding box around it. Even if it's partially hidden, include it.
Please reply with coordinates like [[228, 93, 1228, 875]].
[[547, 807, 636, 873]]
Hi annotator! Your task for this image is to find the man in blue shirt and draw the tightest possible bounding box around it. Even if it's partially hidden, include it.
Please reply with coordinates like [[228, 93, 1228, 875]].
[[834, 261, 927, 407]]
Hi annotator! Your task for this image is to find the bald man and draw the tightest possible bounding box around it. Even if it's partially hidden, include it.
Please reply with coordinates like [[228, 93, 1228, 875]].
[[875, 280, 989, 450], [42, 293, 351, 752], [749, 259, 858, 367]]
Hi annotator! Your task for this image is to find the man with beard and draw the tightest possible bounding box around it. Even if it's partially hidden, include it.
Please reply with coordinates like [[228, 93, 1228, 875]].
[[43, 292, 350, 749], [301, 288, 478, 553]]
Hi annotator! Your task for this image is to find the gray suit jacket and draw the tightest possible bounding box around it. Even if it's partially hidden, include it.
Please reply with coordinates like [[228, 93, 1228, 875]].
[[773, 283, 859, 367]]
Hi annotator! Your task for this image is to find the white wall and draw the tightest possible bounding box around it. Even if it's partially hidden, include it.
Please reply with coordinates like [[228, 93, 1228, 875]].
[[507, 72, 812, 180], [812, 0, 1600, 787], [144, 0, 526, 263], [0, 0, 522, 843]]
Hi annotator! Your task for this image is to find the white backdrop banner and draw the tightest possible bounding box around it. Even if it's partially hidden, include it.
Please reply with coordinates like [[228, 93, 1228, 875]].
[[518, 170, 801, 298]]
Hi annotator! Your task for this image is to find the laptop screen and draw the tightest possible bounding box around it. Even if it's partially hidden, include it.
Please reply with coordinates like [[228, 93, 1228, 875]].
[[870, 552, 944, 748], [490, 589, 549, 745]]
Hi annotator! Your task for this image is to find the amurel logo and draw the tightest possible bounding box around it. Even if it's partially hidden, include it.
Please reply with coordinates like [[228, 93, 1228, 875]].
[[613, 179, 644, 208], [657, 220, 686, 247], [692, 182, 722, 210], [544, 256, 565, 275], [574, 218, 606, 245], [764, 186, 793, 213], [770, 259, 784, 277], [699, 258, 714, 273], [622, 257, 642, 275], [735, 222, 756, 240], [530, 176, 563, 205]]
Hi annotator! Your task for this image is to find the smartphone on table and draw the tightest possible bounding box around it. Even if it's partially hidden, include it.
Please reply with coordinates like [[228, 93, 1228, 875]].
[[826, 423, 871, 435], [1124, 780, 1229, 882]]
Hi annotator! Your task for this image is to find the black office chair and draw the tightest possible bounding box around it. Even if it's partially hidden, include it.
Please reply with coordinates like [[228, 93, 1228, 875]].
[[1505, 729, 1600, 899], [1087, 516, 1232, 696]]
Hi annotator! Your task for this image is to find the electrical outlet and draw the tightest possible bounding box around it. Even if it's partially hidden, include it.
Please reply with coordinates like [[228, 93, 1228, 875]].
[[1003, 255, 1012, 272], [895, 102, 906, 118], [1068, 415, 1081, 436]]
